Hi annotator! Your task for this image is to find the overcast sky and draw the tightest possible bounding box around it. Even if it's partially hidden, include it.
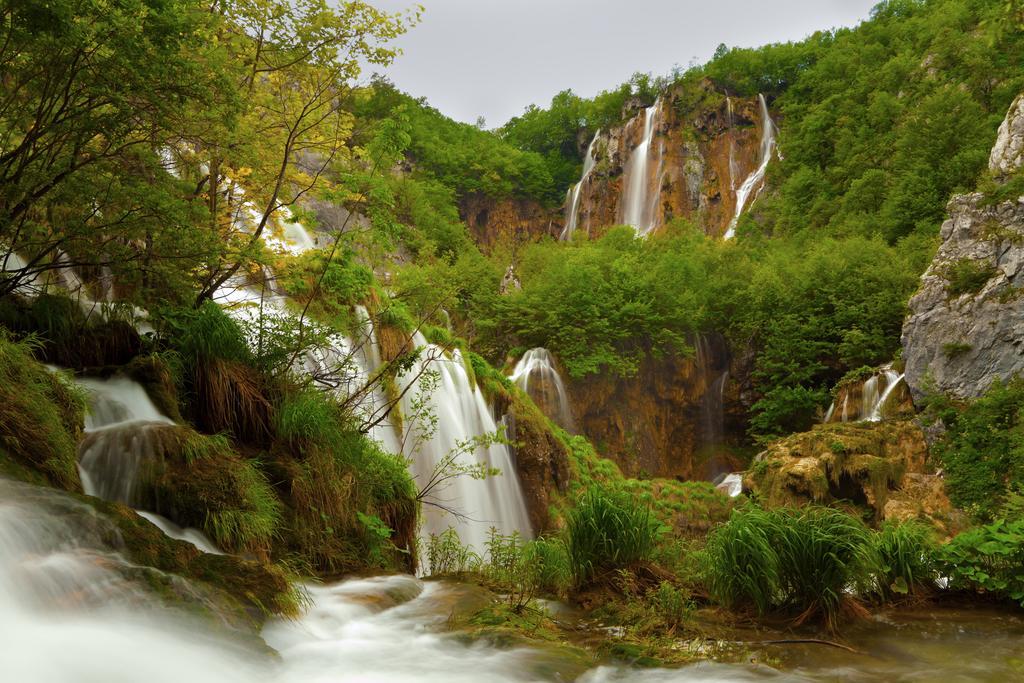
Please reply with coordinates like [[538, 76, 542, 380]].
[[364, 0, 879, 127]]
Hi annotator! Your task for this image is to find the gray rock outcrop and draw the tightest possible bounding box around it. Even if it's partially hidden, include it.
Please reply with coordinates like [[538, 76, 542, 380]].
[[989, 94, 1024, 179], [901, 95, 1024, 402]]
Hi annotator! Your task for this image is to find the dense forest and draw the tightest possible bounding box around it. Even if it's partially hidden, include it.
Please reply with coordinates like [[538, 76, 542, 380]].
[[2, 0, 1024, 679]]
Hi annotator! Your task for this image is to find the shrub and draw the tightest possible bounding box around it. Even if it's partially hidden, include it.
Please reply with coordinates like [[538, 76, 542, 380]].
[[937, 519, 1024, 607], [565, 486, 663, 588], [944, 258, 997, 298], [942, 342, 972, 358], [425, 528, 481, 575], [872, 521, 938, 600], [932, 378, 1024, 520], [705, 506, 879, 630]]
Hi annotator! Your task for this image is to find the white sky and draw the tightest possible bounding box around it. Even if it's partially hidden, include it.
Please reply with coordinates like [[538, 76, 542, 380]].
[[364, 0, 879, 127]]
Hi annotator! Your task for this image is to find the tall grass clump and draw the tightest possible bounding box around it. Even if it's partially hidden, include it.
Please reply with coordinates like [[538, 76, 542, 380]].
[[872, 521, 938, 600], [273, 387, 417, 572], [565, 486, 663, 588], [706, 506, 879, 630], [138, 428, 282, 556], [160, 303, 274, 444]]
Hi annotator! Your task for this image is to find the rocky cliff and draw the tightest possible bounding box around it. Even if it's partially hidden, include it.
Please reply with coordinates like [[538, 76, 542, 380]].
[[565, 81, 771, 240], [460, 194, 559, 251], [463, 80, 775, 249], [902, 94, 1024, 402], [563, 334, 749, 481]]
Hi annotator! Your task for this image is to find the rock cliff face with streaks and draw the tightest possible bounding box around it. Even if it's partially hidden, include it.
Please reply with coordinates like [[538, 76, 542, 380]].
[[902, 94, 1024, 402], [462, 80, 776, 249]]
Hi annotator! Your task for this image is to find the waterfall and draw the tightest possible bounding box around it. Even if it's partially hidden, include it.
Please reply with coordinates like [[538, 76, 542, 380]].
[[509, 348, 575, 431], [561, 130, 601, 241], [620, 101, 664, 236], [398, 332, 532, 554], [725, 93, 777, 239], [0, 478, 272, 683], [71, 373, 221, 554], [824, 365, 906, 423], [866, 367, 906, 422], [714, 473, 744, 498], [75, 375, 175, 504]]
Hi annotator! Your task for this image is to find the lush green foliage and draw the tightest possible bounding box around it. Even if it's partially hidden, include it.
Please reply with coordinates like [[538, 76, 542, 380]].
[[944, 258, 999, 297], [352, 82, 558, 202], [565, 486, 664, 588], [705, 506, 880, 630], [872, 521, 939, 599], [406, 224, 922, 438], [930, 378, 1024, 520], [498, 73, 670, 192], [937, 518, 1024, 606]]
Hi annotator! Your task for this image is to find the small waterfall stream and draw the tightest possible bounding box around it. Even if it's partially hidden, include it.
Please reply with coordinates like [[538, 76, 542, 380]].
[[620, 101, 665, 236], [509, 348, 575, 431], [824, 365, 906, 424], [561, 131, 602, 240], [725, 94, 778, 239], [398, 333, 533, 553], [72, 372, 222, 553]]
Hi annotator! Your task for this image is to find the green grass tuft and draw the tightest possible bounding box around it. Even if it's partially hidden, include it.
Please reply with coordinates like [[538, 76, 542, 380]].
[[565, 486, 663, 588]]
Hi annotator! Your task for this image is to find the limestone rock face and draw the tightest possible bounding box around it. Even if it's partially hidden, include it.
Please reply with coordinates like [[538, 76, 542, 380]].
[[901, 194, 1024, 402], [902, 93, 1024, 402], [460, 194, 559, 252], [989, 93, 1024, 178], [566, 82, 769, 240], [462, 80, 775, 249], [564, 334, 745, 480]]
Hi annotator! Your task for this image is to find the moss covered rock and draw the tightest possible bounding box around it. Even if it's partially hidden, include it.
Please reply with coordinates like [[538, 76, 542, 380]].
[[0, 334, 85, 490], [747, 420, 962, 533]]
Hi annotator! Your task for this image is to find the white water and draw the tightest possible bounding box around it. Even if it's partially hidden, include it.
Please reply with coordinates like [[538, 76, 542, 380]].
[[866, 368, 906, 422], [399, 332, 532, 553], [715, 473, 744, 498], [561, 130, 602, 240], [824, 365, 906, 424], [725, 94, 777, 240], [509, 348, 575, 431], [620, 101, 664, 236]]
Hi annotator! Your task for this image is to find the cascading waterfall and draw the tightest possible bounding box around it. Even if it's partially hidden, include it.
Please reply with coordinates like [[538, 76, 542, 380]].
[[823, 364, 906, 424], [620, 101, 664, 236], [214, 198, 532, 554], [561, 130, 602, 240], [0, 477, 269, 683], [398, 332, 532, 553], [71, 373, 223, 554], [724, 93, 777, 239], [509, 348, 575, 431], [866, 366, 906, 422]]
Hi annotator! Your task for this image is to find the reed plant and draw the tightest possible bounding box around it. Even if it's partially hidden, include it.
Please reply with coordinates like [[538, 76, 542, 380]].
[[705, 505, 879, 630], [565, 486, 662, 588]]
